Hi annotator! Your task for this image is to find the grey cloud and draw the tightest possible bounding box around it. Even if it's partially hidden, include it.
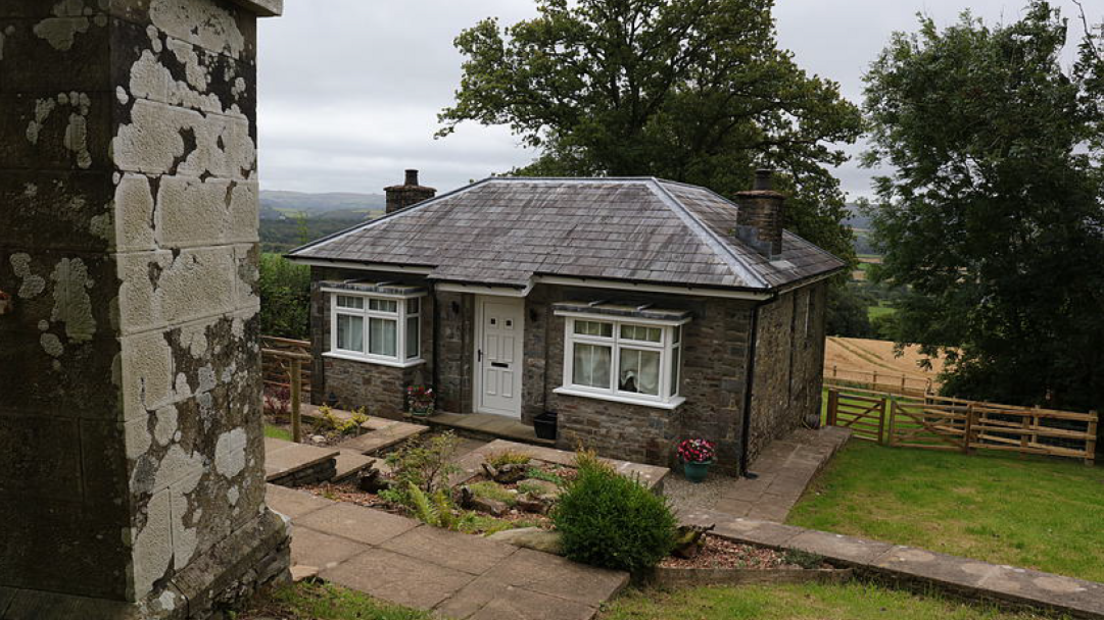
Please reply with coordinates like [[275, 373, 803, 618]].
[[259, 0, 1086, 198]]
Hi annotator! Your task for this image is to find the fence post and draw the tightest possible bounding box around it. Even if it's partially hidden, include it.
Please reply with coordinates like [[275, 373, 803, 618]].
[[872, 370, 878, 388], [1086, 411, 1097, 467], [832, 365, 838, 379], [877, 397, 887, 445], [887, 399, 897, 447], [827, 389, 839, 426], [962, 403, 975, 454], [290, 358, 302, 443]]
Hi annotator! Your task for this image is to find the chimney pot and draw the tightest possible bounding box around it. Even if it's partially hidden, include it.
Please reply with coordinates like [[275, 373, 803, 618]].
[[753, 169, 773, 191], [405, 169, 420, 186]]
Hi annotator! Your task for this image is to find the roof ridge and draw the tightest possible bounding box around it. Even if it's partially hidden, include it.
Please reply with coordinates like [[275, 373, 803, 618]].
[[646, 179, 771, 289]]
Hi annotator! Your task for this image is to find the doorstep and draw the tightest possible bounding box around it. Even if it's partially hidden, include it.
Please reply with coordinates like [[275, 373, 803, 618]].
[[423, 412, 557, 448]]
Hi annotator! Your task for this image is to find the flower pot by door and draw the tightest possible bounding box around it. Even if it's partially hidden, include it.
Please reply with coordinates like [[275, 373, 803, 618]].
[[683, 460, 713, 483]]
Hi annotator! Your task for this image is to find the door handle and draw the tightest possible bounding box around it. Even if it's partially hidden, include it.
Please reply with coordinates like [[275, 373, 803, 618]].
[[478, 349, 483, 362]]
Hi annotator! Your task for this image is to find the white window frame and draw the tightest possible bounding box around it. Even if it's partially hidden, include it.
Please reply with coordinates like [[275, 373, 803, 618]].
[[553, 311, 687, 410], [324, 290, 425, 368]]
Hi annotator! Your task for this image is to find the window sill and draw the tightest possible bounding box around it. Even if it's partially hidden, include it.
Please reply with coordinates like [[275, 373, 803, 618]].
[[323, 351, 425, 369], [553, 387, 685, 410]]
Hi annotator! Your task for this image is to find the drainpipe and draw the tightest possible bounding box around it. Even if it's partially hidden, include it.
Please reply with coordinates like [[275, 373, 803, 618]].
[[739, 300, 767, 477], [431, 284, 440, 403]]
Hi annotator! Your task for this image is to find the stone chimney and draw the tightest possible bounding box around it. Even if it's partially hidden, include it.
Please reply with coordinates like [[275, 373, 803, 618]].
[[385, 169, 437, 214], [735, 169, 786, 256]]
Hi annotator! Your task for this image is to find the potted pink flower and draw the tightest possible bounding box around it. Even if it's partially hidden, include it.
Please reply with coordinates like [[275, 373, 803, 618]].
[[406, 385, 435, 417], [677, 438, 716, 483]]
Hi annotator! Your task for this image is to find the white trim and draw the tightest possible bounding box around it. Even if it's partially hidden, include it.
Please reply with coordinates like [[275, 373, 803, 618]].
[[553, 309, 691, 327], [328, 290, 421, 364], [536, 275, 772, 300], [290, 258, 434, 274], [553, 387, 686, 410], [289, 260, 775, 301], [323, 351, 426, 368], [321, 286, 427, 300], [559, 316, 684, 407], [436, 282, 534, 298], [473, 295, 525, 419]]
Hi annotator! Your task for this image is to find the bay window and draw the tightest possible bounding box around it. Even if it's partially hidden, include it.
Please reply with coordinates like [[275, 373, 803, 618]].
[[326, 287, 424, 367], [554, 309, 687, 409]]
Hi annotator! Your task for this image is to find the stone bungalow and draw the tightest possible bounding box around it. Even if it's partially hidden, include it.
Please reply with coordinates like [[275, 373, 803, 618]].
[[287, 170, 844, 472]]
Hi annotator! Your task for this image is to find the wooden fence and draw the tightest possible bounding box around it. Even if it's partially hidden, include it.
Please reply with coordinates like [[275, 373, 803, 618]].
[[824, 365, 933, 396], [261, 336, 311, 442], [262, 336, 312, 398], [826, 386, 1098, 465]]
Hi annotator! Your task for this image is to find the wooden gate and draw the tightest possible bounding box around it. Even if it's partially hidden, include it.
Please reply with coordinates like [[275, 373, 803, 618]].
[[826, 386, 1098, 465], [825, 389, 888, 444]]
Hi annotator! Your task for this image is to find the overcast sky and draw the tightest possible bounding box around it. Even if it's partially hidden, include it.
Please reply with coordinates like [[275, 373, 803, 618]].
[[256, 0, 1090, 199]]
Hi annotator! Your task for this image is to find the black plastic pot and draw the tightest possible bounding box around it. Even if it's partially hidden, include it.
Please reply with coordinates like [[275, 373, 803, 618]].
[[534, 411, 558, 440]]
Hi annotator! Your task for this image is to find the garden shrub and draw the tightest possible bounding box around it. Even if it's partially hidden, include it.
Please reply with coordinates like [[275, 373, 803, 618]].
[[380, 432, 461, 507], [551, 452, 678, 572], [484, 449, 532, 469], [468, 481, 517, 506]]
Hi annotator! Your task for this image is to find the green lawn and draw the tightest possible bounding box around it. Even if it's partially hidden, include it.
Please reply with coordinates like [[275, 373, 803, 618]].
[[240, 582, 431, 620], [600, 583, 1050, 620], [789, 441, 1104, 581], [264, 424, 292, 441]]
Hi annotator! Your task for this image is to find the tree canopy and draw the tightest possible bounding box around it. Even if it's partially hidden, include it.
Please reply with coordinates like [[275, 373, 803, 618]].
[[863, 1, 1104, 410], [439, 0, 863, 262]]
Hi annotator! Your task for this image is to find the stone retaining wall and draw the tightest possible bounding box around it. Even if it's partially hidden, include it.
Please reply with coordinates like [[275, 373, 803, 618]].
[[683, 511, 1104, 620]]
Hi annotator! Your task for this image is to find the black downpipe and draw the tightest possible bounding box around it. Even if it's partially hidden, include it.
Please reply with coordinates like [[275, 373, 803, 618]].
[[431, 285, 440, 399], [740, 301, 765, 477]]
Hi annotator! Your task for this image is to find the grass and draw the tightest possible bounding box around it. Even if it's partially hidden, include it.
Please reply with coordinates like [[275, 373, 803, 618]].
[[238, 581, 430, 620], [788, 441, 1104, 581], [868, 301, 897, 320], [264, 424, 292, 441], [599, 583, 1052, 620]]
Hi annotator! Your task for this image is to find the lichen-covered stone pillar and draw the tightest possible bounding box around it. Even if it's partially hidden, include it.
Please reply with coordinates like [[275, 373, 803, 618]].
[[0, 0, 286, 618]]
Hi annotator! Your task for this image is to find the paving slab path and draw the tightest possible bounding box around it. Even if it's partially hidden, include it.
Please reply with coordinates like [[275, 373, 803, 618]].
[[666, 426, 850, 521], [267, 484, 628, 620]]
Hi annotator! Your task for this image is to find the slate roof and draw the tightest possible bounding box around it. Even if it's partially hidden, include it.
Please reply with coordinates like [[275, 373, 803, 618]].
[[287, 178, 846, 292]]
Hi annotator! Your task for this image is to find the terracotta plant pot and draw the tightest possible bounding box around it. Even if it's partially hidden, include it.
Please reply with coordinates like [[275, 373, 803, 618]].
[[683, 460, 713, 483]]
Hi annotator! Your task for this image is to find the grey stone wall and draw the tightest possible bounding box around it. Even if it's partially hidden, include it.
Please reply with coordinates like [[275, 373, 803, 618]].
[[436, 290, 474, 413], [0, 0, 287, 617], [308, 267, 433, 419], [747, 282, 828, 464]]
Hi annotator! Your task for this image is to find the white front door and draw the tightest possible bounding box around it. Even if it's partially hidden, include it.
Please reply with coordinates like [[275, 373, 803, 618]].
[[475, 296, 524, 418]]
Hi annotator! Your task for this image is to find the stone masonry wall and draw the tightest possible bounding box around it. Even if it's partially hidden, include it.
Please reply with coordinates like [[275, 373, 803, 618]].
[[309, 267, 432, 419], [747, 282, 828, 465], [0, 0, 287, 617], [532, 284, 756, 469]]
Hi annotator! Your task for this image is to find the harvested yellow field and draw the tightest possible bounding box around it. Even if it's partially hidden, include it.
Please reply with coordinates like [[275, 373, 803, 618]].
[[825, 337, 946, 391]]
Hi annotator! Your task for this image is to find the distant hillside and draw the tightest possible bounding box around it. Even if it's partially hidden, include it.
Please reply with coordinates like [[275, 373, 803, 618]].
[[259, 190, 385, 253], [843, 203, 872, 230], [260, 190, 386, 220]]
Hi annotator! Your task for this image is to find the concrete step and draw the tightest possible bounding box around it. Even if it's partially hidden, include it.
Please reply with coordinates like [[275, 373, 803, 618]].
[[332, 450, 377, 483]]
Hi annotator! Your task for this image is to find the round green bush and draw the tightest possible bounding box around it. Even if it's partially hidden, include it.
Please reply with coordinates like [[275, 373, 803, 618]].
[[551, 456, 678, 572]]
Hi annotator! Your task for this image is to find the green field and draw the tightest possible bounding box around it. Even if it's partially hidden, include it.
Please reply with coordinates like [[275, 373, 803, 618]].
[[789, 441, 1104, 581], [600, 583, 1048, 620], [867, 302, 897, 320]]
